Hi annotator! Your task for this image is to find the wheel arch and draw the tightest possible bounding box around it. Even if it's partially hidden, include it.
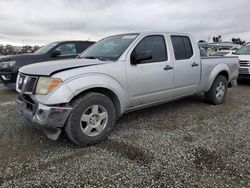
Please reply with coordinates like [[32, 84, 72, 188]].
[[217, 70, 229, 81], [70, 87, 122, 117], [205, 64, 230, 92]]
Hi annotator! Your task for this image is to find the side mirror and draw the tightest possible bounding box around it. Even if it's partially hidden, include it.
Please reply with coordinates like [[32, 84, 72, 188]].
[[131, 51, 152, 65], [51, 50, 61, 57], [232, 52, 236, 55]]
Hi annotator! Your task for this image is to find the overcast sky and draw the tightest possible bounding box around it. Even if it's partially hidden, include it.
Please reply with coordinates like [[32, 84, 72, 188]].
[[0, 0, 249, 45]]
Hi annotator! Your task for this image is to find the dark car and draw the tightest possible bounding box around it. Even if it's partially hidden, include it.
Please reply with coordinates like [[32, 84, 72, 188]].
[[0, 40, 95, 89]]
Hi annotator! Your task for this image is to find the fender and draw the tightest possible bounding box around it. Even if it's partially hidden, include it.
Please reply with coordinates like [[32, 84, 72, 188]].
[[204, 63, 230, 92], [34, 73, 127, 114]]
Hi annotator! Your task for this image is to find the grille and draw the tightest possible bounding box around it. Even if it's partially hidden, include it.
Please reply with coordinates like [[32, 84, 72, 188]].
[[25, 77, 38, 93], [18, 94, 35, 111], [239, 61, 250, 75], [17, 74, 38, 94], [240, 61, 250, 67], [239, 68, 250, 74]]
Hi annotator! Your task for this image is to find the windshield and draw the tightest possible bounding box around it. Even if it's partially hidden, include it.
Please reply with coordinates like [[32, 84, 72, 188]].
[[80, 34, 139, 61], [235, 45, 250, 55], [34, 42, 59, 55]]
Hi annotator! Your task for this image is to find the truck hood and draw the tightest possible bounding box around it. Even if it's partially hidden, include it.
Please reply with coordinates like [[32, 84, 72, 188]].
[[19, 58, 110, 76]]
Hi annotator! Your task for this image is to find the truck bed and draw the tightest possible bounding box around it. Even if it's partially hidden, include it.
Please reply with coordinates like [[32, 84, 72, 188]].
[[199, 56, 239, 92]]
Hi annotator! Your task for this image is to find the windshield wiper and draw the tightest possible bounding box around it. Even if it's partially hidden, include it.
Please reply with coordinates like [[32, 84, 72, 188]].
[[83, 56, 113, 61], [83, 56, 98, 59]]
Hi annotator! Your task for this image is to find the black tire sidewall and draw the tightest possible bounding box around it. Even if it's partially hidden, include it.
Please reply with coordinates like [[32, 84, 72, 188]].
[[67, 93, 116, 145], [211, 76, 228, 104]]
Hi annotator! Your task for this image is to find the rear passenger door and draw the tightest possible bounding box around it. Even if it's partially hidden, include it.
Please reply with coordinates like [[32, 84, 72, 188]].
[[171, 35, 200, 97]]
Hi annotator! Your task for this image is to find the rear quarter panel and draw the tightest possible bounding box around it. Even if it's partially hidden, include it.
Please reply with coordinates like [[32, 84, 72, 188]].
[[200, 56, 239, 92]]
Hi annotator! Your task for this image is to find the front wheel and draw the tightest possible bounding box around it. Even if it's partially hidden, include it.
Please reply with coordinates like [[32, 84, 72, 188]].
[[205, 75, 228, 105], [65, 92, 116, 146]]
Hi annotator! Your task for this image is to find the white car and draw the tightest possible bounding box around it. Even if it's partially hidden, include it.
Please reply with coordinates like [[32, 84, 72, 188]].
[[226, 43, 250, 79]]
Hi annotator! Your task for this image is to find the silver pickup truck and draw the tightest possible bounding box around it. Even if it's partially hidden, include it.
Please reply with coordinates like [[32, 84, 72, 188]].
[[16, 32, 239, 146]]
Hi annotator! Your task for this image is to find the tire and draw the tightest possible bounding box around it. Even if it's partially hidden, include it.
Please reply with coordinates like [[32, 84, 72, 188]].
[[205, 75, 228, 105], [65, 92, 117, 146]]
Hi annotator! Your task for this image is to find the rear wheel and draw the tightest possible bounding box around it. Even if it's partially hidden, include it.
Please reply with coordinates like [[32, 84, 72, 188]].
[[205, 75, 228, 105], [65, 92, 116, 146]]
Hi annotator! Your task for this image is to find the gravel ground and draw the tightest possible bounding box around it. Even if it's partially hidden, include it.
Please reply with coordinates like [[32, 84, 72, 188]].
[[0, 81, 249, 187]]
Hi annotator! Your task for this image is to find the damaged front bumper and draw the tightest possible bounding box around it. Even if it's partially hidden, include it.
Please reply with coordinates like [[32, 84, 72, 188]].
[[17, 96, 72, 140]]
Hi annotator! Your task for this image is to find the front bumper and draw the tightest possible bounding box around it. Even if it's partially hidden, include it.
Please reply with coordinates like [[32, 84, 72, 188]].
[[17, 97, 73, 140], [238, 73, 250, 79], [0, 71, 17, 89]]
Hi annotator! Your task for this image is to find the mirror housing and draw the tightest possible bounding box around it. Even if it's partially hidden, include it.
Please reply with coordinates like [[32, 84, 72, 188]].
[[131, 51, 152, 65], [51, 50, 61, 57]]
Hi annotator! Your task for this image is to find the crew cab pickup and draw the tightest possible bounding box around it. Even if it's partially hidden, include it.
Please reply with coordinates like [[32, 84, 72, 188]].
[[16, 32, 239, 146], [0, 40, 94, 89]]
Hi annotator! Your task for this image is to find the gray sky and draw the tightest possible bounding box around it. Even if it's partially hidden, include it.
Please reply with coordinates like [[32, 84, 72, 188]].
[[0, 0, 249, 45]]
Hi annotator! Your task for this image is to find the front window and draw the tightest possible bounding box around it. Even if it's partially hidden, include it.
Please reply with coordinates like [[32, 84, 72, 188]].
[[235, 45, 250, 55], [54, 43, 77, 55], [132, 35, 168, 63], [80, 34, 139, 61], [34, 42, 59, 55]]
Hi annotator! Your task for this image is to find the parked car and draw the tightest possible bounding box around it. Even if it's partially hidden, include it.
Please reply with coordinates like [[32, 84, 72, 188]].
[[226, 43, 250, 79], [16, 32, 239, 146], [0, 40, 95, 89]]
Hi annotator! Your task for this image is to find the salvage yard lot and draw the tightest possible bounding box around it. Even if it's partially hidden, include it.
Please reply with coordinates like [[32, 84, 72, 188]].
[[0, 82, 249, 187]]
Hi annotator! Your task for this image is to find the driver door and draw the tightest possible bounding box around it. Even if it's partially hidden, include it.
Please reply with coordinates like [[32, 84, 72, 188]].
[[127, 35, 174, 108]]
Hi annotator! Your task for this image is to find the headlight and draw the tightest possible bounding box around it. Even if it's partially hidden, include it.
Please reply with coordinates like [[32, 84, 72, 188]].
[[0, 61, 16, 69], [36, 77, 62, 95]]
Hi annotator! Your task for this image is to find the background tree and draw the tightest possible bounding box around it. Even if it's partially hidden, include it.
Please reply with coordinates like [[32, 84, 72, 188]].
[[22, 45, 33, 53], [0, 44, 4, 55], [5, 44, 15, 55]]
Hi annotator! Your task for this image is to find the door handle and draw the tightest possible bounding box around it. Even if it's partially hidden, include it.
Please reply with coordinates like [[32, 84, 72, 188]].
[[164, 65, 173, 71], [191, 62, 199, 67]]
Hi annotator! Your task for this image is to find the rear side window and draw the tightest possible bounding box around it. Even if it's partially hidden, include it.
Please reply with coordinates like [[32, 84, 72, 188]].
[[171, 36, 193, 60], [133, 35, 168, 63]]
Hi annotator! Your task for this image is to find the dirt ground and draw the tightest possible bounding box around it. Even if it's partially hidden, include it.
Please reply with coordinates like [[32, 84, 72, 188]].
[[0, 81, 249, 187]]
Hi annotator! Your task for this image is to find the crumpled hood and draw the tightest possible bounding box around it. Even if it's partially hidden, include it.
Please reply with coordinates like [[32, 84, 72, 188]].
[[19, 58, 110, 76]]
